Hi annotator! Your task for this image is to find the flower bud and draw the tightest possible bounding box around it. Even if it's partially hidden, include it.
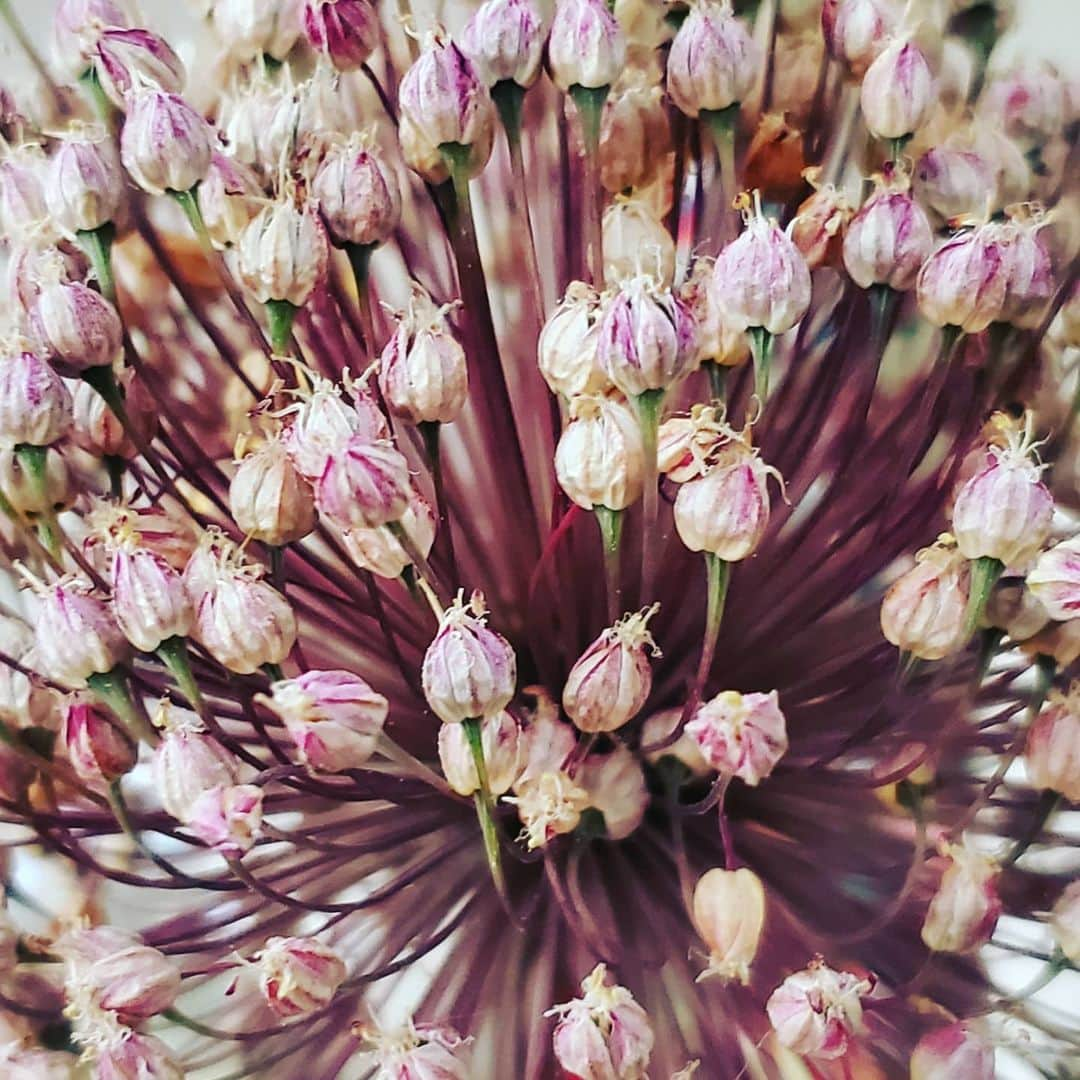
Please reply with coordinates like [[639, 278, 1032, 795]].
[[1051, 880, 1080, 965], [197, 153, 264, 250], [263, 668, 388, 772], [842, 173, 933, 291], [220, 78, 300, 181], [513, 695, 576, 788], [340, 486, 437, 578], [913, 146, 995, 223], [257, 935, 346, 1017], [602, 197, 675, 288], [641, 707, 712, 777], [230, 437, 316, 546], [555, 394, 645, 512], [120, 88, 212, 197], [187, 782, 263, 856], [1027, 536, 1080, 622], [679, 260, 749, 367], [95, 28, 186, 109], [152, 710, 239, 820], [303, 0, 379, 71], [33, 279, 122, 375], [1024, 686, 1080, 802], [790, 175, 851, 271], [579, 744, 647, 840], [979, 62, 1066, 149], [666, 0, 759, 117], [438, 710, 521, 796], [881, 535, 970, 660], [0, 348, 72, 447], [984, 578, 1049, 642], [358, 1022, 471, 1079], [459, 0, 543, 90], [0, 444, 71, 515], [548, 0, 627, 92], [314, 436, 411, 531], [861, 39, 936, 141], [509, 768, 590, 848], [209, 0, 303, 62], [422, 591, 516, 723], [45, 129, 125, 235], [94, 1029, 184, 1080], [821, 0, 896, 78], [51, 0, 133, 80], [63, 696, 137, 783], [398, 112, 451, 185], [563, 606, 658, 733], [711, 193, 811, 335], [237, 197, 330, 308], [686, 689, 787, 785], [998, 216, 1053, 329], [313, 136, 400, 249], [31, 577, 127, 684], [921, 841, 1002, 953], [111, 544, 194, 654], [538, 282, 609, 398], [70, 367, 156, 458], [0, 147, 50, 242], [692, 867, 765, 983], [766, 960, 871, 1060], [911, 1023, 995, 1080], [916, 224, 1010, 333], [549, 965, 654, 1079], [598, 73, 671, 195]]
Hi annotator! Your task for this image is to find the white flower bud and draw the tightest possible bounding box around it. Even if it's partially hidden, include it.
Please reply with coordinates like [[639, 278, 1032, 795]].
[[237, 197, 330, 308], [230, 437, 316, 546], [692, 867, 765, 983], [438, 710, 521, 796], [538, 282, 609, 398], [555, 395, 645, 512]]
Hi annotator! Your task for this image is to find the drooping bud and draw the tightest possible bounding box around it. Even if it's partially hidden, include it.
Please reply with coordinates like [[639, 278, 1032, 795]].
[[548, 0, 627, 92], [598, 74, 671, 196], [461, 0, 544, 90], [913, 145, 996, 223], [880, 534, 970, 660], [0, 347, 72, 447], [30, 576, 127, 685], [910, 1022, 995, 1080], [692, 867, 765, 984], [666, 0, 759, 118], [230, 436, 316, 546], [95, 28, 187, 109], [151, 707, 239, 820], [422, 591, 517, 723], [355, 1021, 472, 1079], [70, 367, 156, 458], [111, 543, 194, 654], [62, 696, 137, 783], [340, 486, 437, 579], [537, 282, 609, 398], [32, 279, 122, 375], [92, 1028, 184, 1080], [303, 0, 380, 71], [555, 394, 645, 511], [998, 214, 1054, 329], [1051, 880, 1080, 965], [438, 710, 521, 795], [186, 782, 264, 856], [0, 444, 71, 515], [1027, 536, 1080, 621], [257, 935, 347, 1017], [579, 744, 648, 840], [237, 196, 330, 308], [51, 0, 133, 78], [685, 689, 788, 785], [766, 959, 871, 1060], [563, 606, 659, 733], [209, 0, 303, 63], [821, 0, 896, 78], [789, 173, 851, 271], [602, 197, 676, 289], [640, 707, 712, 777], [1024, 686, 1080, 802], [313, 135, 401, 249], [916, 224, 1011, 333], [196, 153, 264, 250], [45, 128, 125, 235], [314, 436, 411, 531], [860, 39, 936, 141], [921, 841, 1002, 953], [119, 88, 213, 197]]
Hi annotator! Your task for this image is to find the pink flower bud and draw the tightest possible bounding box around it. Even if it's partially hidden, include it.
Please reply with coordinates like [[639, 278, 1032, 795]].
[[314, 436, 411, 531], [422, 591, 517, 725], [438, 710, 521, 796], [263, 668, 388, 772], [196, 153, 264, 250], [686, 689, 788, 785], [304, 0, 380, 71], [1025, 687, 1080, 802], [790, 176, 851, 271], [0, 444, 71, 516], [152, 711, 239, 821], [597, 278, 699, 396], [51, 0, 134, 80], [0, 348, 72, 447], [313, 136, 401, 249], [921, 841, 1002, 953], [679, 260, 750, 366], [913, 146, 995, 223], [766, 960, 871, 1060], [230, 437, 316, 546], [111, 545, 194, 653], [998, 217, 1054, 329], [548, 0, 626, 92], [1051, 880, 1080, 964], [911, 1022, 995, 1080], [666, 0, 759, 117], [555, 394, 644, 512], [916, 224, 1010, 333], [692, 867, 765, 983], [579, 744, 647, 840], [674, 439, 774, 559], [94, 1029, 184, 1080], [220, 78, 300, 180], [860, 39, 936, 141], [1027, 536, 1080, 621], [842, 174, 933, 291], [63, 696, 137, 783], [210, 0, 303, 63], [120, 88, 212, 197], [70, 367, 156, 458], [340, 486, 437, 578], [538, 281, 609, 398], [563, 605, 659, 733], [31, 577, 127, 684], [711, 194, 811, 335], [95, 28, 186, 109], [45, 129, 125, 235], [33, 279, 122, 375], [461, 0, 545, 89], [0, 147, 50, 243], [379, 288, 469, 424], [237, 197, 330, 308], [358, 1022, 471, 1078], [979, 62, 1066, 149], [257, 935, 346, 1017], [549, 964, 654, 1079], [187, 782, 263, 856], [880, 535, 970, 660], [821, 0, 896, 78]]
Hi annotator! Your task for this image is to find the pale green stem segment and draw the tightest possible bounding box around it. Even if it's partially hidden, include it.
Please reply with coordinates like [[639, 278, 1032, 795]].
[[344, 242, 378, 359], [87, 667, 156, 744], [705, 361, 727, 403], [77, 223, 117, 304], [462, 716, 507, 901], [156, 636, 207, 717], [265, 299, 298, 357], [568, 83, 609, 287], [680, 553, 731, 730], [78, 67, 116, 128], [748, 326, 774, 403], [963, 556, 1005, 639], [701, 103, 739, 245], [594, 505, 623, 627], [633, 388, 665, 605], [14, 444, 61, 560]]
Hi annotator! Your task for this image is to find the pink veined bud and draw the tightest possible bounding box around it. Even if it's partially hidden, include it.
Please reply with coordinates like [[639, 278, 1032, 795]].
[[602, 190, 678, 289], [257, 935, 346, 1018], [70, 367, 157, 458], [95, 28, 186, 109], [51, 0, 134, 80], [685, 689, 788, 786], [914, 146, 996, 223], [711, 193, 812, 335], [230, 437, 316, 547], [120, 87, 211, 200], [340, 486, 437, 579], [31, 577, 128, 684], [641, 707, 712, 777], [93, 1029, 184, 1080], [880, 535, 970, 660], [679, 259, 750, 367], [32, 279, 122, 376], [379, 287, 469, 424], [237, 197, 330, 308], [599, 77, 672, 198], [210, 0, 304, 63], [555, 394, 645, 512], [842, 173, 933, 291], [196, 152, 264, 250], [979, 62, 1067, 149], [45, 129, 125, 235], [186, 782, 263, 856], [666, 0, 759, 117], [0, 347, 72, 447], [152, 710, 239, 821], [579, 744, 648, 840], [438, 710, 521, 796], [357, 1021, 472, 1079], [263, 668, 389, 773], [921, 841, 1002, 953], [537, 281, 609, 398], [111, 544, 194, 653], [563, 605, 659, 733], [998, 217, 1054, 329], [916, 224, 1011, 333], [303, 0, 380, 71], [950, 416, 1053, 567], [674, 438, 774, 560], [1027, 536, 1080, 621], [821, 0, 896, 78], [422, 591, 517, 723], [548, 964, 655, 1080], [692, 867, 766, 984], [314, 435, 411, 531], [314, 135, 401, 249], [0, 147, 51, 243], [1024, 686, 1080, 802], [0, 443, 71, 516], [548, 0, 626, 92], [597, 277, 699, 396], [220, 77, 300, 181], [766, 959, 872, 1060], [1051, 880, 1080, 965], [461, 0, 545, 90], [911, 1022, 995, 1080], [62, 696, 137, 783], [790, 176, 851, 271], [861, 39, 936, 141]]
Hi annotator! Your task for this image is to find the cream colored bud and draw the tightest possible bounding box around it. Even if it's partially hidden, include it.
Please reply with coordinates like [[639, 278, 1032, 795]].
[[692, 867, 765, 983], [555, 394, 645, 512]]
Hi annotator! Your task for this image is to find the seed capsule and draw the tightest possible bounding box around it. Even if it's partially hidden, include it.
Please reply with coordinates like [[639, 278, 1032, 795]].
[[860, 39, 936, 141]]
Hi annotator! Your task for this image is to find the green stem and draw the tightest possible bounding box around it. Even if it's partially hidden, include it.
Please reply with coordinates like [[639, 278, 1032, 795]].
[[81, 363, 128, 424], [170, 187, 211, 248], [78, 67, 115, 128], [963, 556, 1005, 639], [569, 83, 609, 286], [14, 444, 61, 559], [868, 284, 899, 361], [462, 716, 507, 901], [265, 299, 298, 357], [680, 554, 731, 729], [1002, 789, 1061, 868], [156, 636, 205, 715], [344, 242, 377, 359], [702, 104, 739, 245], [634, 388, 664, 606], [594, 505, 623, 625], [77, 224, 117, 304], [705, 361, 728, 403], [263, 662, 285, 683], [748, 326, 774, 403], [87, 668, 155, 744], [419, 421, 458, 581]]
